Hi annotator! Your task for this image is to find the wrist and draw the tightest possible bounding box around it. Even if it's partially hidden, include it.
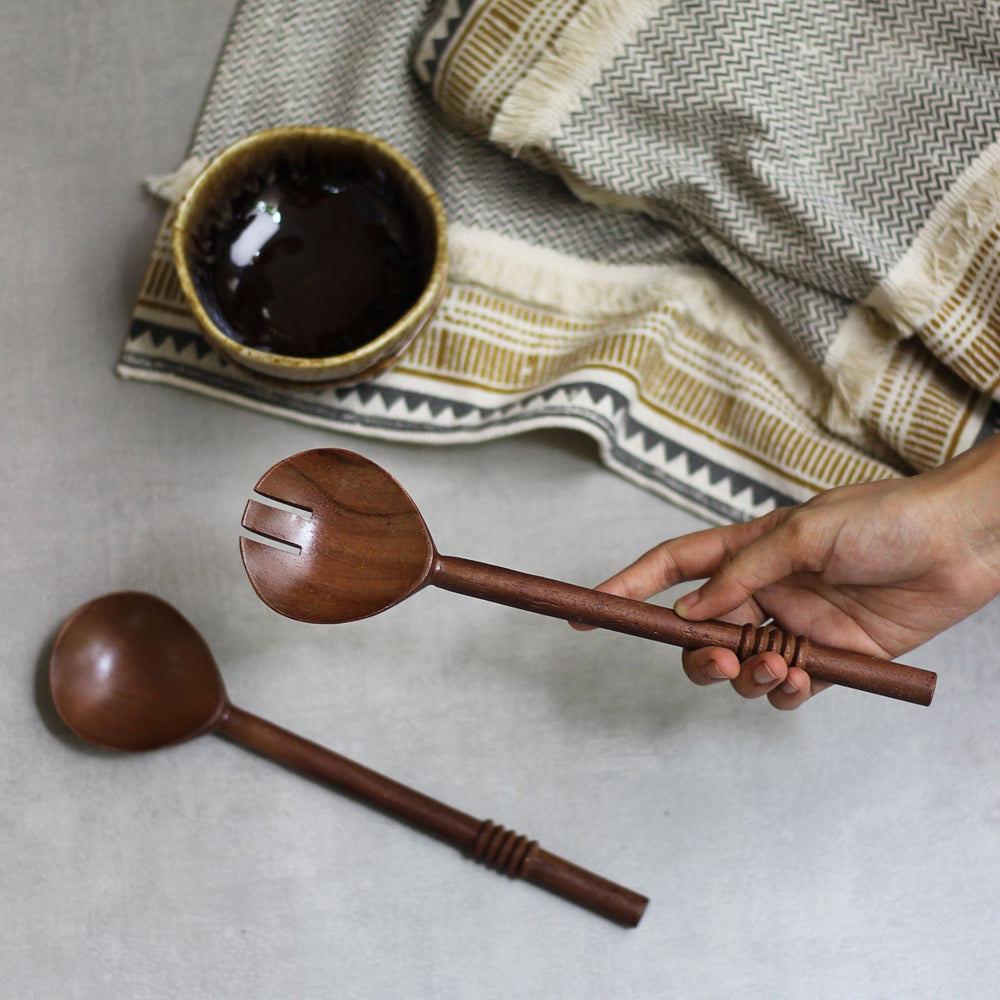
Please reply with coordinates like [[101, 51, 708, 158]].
[[941, 433, 1000, 578]]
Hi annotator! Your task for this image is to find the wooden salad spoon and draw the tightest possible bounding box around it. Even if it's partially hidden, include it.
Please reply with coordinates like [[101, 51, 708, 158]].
[[241, 448, 937, 707], [48, 591, 647, 926]]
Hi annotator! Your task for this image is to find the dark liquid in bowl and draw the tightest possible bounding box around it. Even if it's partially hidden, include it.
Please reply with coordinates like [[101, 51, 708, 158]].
[[208, 163, 430, 358]]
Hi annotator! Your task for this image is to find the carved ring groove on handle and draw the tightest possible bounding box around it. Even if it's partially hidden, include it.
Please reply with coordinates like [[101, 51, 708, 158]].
[[470, 820, 539, 878], [737, 622, 811, 668]]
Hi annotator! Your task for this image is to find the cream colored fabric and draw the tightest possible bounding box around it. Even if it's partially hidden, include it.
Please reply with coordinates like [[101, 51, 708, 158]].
[[121, 0, 1000, 526], [420, 0, 1000, 472]]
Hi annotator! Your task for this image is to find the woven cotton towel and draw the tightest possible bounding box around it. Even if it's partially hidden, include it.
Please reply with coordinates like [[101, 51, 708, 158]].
[[416, 0, 1000, 467], [120, 0, 998, 525]]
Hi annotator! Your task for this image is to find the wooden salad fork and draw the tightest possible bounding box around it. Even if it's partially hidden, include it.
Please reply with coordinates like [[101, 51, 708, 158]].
[[240, 449, 937, 707]]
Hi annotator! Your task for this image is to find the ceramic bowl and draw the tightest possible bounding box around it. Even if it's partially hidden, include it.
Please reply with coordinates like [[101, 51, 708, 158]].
[[172, 126, 448, 386]]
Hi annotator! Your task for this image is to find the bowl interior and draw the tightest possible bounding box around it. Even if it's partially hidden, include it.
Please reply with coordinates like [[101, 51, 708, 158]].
[[176, 128, 444, 368]]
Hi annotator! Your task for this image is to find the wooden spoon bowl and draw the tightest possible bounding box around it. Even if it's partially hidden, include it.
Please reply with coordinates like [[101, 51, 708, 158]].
[[50, 591, 226, 751]]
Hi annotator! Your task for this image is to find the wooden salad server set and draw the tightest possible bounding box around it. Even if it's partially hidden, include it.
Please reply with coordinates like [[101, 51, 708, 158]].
[[241, 448, 937, 708], [48, 446, 939, 930]]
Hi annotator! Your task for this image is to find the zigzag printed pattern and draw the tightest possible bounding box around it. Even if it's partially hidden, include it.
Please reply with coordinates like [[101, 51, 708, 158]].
[[553, 0, 1000, 361], [123, 319, 794, 521], [136, 324, 215, 360], [412, 0, 479, 84]]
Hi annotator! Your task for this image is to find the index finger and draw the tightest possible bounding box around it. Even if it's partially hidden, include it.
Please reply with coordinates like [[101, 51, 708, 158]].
[[568, 516, 781, 631], [597, 513, 787, 603]]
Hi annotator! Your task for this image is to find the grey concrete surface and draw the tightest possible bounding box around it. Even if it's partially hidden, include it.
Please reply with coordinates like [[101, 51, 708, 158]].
[[2, 2, 998, 997]]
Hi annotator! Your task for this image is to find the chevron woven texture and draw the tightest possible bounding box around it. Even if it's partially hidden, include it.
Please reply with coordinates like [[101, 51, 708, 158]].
[[121, 0, 999, 524], [538, 0, 1000, 348]]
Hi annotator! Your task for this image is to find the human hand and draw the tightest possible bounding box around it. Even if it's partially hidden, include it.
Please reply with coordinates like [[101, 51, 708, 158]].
[[576, 436, 1000, 708]]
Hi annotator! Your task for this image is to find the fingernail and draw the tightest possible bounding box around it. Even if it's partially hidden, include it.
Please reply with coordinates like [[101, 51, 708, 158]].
[[780, 680, 798, 695], [753, 661, 778, 685], [705, 658, 727, 680], [674, 593, 699, 619]]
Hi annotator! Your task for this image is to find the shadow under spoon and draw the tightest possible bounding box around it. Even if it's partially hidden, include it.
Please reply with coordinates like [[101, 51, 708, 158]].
[[48, 591, 647, 927]]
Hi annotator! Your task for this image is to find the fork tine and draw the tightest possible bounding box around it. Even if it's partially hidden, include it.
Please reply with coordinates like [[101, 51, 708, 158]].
[[253, 455, 326, 511], [241, 498, 313, 551], [239, 536, 332, 622]]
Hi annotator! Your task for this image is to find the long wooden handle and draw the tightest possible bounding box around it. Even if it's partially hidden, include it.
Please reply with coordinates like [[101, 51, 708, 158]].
[[431, 555, 937, 706], [216, 705, 648, 926]]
